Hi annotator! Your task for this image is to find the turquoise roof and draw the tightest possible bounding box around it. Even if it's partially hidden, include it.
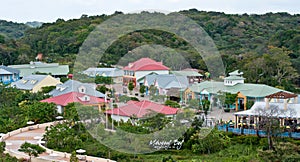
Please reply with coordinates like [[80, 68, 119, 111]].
[[8, 62, 69, 77], [188, 81, 286, 98]]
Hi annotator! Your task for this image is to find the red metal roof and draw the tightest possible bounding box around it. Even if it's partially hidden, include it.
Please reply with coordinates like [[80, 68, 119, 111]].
[[105, 100, 178, 118], [40, 92, 108, 106], [123, 58, 169, 71]]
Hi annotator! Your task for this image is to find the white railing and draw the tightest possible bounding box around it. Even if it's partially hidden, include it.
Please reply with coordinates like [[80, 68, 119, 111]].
[[2, 121, 115, 162]]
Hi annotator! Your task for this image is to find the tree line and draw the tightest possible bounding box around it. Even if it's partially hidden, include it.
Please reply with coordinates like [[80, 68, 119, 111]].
[[0, 10, 299, 91]]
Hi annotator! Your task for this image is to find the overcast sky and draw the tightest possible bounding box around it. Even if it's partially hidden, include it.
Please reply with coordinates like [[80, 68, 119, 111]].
[[1, 0, 299, 23]]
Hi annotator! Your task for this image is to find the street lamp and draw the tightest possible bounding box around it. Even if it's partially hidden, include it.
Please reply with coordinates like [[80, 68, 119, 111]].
[[27, 121, 34, 130]]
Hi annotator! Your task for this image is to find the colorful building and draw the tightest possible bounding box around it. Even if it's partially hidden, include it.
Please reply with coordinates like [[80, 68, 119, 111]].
[[8, 61, 69, 78], [234, 91, 299, 129], [49, 80, 106, 98], [105, 100, 178, 122], [123, 58, 169, 86], [10, 75, 61, 93], [144, 74, 188, 96], [171, 70, 203, 84], [41, 92, 109, 114], [0, 65, 20, 84], [182, 70, 289, 111]]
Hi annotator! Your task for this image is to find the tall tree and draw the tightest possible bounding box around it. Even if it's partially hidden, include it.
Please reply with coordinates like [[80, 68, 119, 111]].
[[22, 101, 57, 123]]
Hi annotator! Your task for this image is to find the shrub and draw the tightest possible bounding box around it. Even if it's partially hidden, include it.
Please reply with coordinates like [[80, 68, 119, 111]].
[[165, 100, 180, 108]]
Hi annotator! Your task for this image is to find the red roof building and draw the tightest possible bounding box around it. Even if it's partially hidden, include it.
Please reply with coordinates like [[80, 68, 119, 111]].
[[123, 58, 169, 86], [123, 58, 169, 71], [105, 100, 178, 122], [41, 92, 109, 113]]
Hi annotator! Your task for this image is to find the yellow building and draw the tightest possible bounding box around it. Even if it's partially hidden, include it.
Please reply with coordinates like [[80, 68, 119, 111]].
[[11, 75, 61, 93]]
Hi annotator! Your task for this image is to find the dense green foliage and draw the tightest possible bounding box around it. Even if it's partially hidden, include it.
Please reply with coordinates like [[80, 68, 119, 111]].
[[128, 82, 134, 93], [0, 142, 19, 162], [21, 101, 58, 123], [43, 117, 300, 162], [0, 20, 29, 39], [0, 85, 56, 133], [139, 85, 146, 94], [95, 76, 113, 84], [164, 100, 181, 108], [118, 95, 139, 103], [18, 142, 46, 159], [0, 10, 299, 90], [41, 85, 56, 93]]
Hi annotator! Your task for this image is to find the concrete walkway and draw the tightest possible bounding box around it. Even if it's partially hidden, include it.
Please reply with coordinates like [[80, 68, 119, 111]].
[[2, 122, 115, 162]]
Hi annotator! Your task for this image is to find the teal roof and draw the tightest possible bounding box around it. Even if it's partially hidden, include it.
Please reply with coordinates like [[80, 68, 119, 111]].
[[171, 71, 203, 77], [188, 81, 286, 98], [8, 62, 69, 77]]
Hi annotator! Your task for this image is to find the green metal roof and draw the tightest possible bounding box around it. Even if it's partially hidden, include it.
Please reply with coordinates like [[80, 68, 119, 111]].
[[188, 81, 286, 98], [8, 62, 69, 77]]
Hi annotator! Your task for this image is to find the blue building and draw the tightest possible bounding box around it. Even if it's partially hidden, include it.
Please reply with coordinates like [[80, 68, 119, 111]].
[[0, 65, 20, 84]]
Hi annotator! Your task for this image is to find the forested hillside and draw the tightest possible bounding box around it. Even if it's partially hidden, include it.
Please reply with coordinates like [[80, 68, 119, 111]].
[[0, 10, 299, 91], [0, 20, 29, 39]]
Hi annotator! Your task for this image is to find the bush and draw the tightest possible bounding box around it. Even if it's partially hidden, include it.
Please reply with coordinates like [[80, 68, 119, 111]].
[[118, 95, 138, 102], [130, 97, 139, 101], [232, 135, 261, 145], [165, 100, 180, 108]]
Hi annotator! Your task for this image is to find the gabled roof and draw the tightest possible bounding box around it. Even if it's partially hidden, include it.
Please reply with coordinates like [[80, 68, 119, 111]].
[[0, 69, 12, 75], [83, 68, 124, 77], [41, 92, 108, 106], [0, 65, 19, 74], [10, 75, 50, 90], [145, 74, 189, 89], [265, 91, 298, 99], [105, 100, 178, 118], [123, 58, 169, 71], [8, 62, 69, 77], [49, 80, 106, 98]]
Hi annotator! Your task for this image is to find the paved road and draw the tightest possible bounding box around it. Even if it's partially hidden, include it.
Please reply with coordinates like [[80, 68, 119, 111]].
[[4, 127, 69, 162], [3, 123, 115, 162]]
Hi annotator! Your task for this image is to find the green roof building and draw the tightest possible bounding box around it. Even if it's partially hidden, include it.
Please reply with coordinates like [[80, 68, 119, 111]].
[[183, 70, 289, 111], [8, 61, 69, 78]]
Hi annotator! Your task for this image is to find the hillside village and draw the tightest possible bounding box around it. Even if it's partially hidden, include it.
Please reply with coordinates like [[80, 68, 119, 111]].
[[0, 10, 300, 162], [1, 54, 300, 161]]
